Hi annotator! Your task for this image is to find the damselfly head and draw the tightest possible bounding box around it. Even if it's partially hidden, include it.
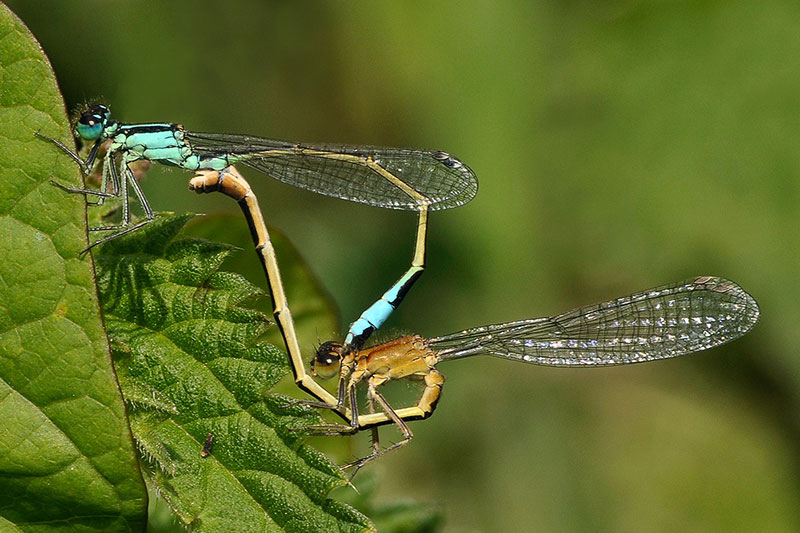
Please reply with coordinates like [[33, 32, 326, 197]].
[[311, 341, 344, 380], [75, 103, 111, 141]]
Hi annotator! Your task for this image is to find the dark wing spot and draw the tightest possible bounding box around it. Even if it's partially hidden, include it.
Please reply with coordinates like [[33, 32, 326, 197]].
[[432, 150, 463, 168]]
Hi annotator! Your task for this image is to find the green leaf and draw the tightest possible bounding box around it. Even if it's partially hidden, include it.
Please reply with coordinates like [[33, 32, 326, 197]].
[[182, 213, 339, 353], [96, 213, 373, 532], [0, 4, 147, 531], [337, 473, 442, 533]]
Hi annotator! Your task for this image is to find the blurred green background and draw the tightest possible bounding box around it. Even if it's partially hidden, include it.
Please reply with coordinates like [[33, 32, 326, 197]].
[[8, 1, 800, 530]]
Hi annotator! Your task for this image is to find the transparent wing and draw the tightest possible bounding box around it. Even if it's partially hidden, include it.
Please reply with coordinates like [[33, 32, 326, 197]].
[[185, 131, 478, 211], [429, 276, 759, 366]]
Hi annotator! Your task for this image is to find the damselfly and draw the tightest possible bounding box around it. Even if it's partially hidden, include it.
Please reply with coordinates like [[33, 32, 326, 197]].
[[189, 170, 759, 471], [38, 104, 477, 352], [300, 276, 759, 470]]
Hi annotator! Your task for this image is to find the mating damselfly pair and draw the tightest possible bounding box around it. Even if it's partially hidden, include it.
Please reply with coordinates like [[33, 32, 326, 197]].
[[40, 104, 760, 471]]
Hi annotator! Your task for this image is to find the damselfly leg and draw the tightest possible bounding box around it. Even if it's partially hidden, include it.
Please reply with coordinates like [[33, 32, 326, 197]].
[[37, 130, 155, 248]]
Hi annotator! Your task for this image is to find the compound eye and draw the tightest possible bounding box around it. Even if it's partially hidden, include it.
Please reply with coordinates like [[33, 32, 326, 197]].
[[311, 341, 343, 380], [76, 120, 103, 141], [75, 105, 109, 141]]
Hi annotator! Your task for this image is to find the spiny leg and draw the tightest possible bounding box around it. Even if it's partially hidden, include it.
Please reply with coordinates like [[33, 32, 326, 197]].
[[41, 134, 113, 204], [86, 155, 131, 229], [341, 375, 413, 473], [342, 385, 381, 481], [82, 158, 155, 249], [38, 132, 155, 248], [367, 388, 381, 456], [353, 368, 445, 428], [49, 179, 115, 200], [35, 131, 101, 174], [62, 140, 120, 206], [123, 157, 154, 220], [302, 373, 362, 435]]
